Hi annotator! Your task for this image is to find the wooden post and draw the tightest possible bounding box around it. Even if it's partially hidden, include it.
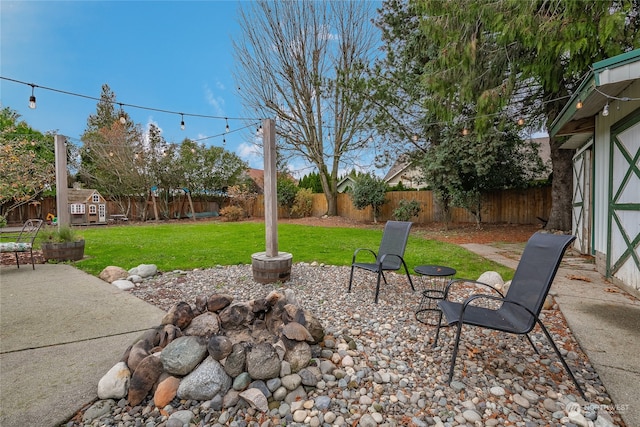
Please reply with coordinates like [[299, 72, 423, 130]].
[[186, 189, 196, 221], [263, 118, 278, 257], [54, 134, 70, 229]]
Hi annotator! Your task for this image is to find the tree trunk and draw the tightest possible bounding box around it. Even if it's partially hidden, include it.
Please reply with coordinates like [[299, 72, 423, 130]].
[[319, 168, 338, 216], [325, 192, 338, 216], [545, 139, 574, 231]]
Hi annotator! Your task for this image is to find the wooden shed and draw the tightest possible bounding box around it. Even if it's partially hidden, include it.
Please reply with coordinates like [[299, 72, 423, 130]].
[[551, 49, 640, 298], [68, 188, 108, 225]]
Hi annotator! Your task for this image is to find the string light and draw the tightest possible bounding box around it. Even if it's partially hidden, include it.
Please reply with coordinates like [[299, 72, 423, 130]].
[[180, 113, 185, 130], [225, 118, 230, 133], [602, 102, 609, 117], [576, 99, 583, 109], [462, 126, 469, 136], [119, 104, 126, 124], [517, 117, 525, 126], [29, 84, 37, 109]]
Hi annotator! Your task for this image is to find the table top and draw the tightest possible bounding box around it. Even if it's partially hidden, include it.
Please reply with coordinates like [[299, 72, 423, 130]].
[[414, 265, 456, 277]]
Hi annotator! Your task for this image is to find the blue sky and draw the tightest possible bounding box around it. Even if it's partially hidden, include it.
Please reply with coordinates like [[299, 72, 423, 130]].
[[1, 1, 267, 168]]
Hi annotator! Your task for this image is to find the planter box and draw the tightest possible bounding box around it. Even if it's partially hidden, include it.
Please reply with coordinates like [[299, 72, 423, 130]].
[[41, 240, 85, 261]]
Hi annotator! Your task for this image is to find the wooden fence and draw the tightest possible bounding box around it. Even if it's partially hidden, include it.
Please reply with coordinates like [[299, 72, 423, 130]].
[[3, 186, 551, 226], [255, 186, 552, 225]]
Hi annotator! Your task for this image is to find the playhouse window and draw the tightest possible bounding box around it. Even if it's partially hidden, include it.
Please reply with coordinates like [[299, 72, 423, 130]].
[[70, 204, 85, 214], [89, 205, 97, 214], [92, 193, 100, 203]]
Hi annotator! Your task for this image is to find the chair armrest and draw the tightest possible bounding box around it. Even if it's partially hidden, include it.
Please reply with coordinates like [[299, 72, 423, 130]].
[[443, 278, 505, 300], [352, 248, 377, 264]]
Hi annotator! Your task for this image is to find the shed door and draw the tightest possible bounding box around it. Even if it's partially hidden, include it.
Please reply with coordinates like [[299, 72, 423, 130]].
[[99, 204, 106, 222], [572, 145, 592, 254], [607, 110, 640, 291]]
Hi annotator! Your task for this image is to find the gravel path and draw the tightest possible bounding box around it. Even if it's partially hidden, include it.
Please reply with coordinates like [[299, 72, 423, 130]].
[[68, 263, 624, 426]]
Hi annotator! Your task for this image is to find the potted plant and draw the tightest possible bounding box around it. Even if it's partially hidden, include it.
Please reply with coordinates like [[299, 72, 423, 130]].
[[39, 225, 85, 261]]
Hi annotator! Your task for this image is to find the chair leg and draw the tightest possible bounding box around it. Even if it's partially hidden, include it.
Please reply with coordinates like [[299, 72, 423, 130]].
[[447, 321, 464, 384], [374, 270, 383, 303], [537, 320, 586, 400], [400, 259, 415, 291], [15, 252, 20, 269], [432, 310, 444, 348], [30, 249, 35, 270], [525, 333, 539, 355], [348, 265, 355, 293]]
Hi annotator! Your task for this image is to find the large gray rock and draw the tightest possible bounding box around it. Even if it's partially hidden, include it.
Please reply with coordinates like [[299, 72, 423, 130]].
[[183, 312, 220, 337], [112, 279, 135, 291], [477, 271, 504, 287], [208, 335, 233, 361], [219, 301, 255, 330], [161, 335, 208, 376], [223, 343, 247, 377], [283, 340, 312, 372], [177, 356, 232, 401], [128, 263, 157, 278], [246, 342, 281, 380]]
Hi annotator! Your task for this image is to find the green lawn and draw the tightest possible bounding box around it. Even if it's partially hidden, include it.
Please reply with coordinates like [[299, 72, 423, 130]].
[[71, 221, 514, 280]]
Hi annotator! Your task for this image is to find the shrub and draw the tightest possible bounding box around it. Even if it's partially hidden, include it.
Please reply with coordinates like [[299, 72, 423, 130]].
[[220, 205, 245, 222], [393, 199, 422, 221], [277, 176, 299, 217], [291, 188, 313, 217]]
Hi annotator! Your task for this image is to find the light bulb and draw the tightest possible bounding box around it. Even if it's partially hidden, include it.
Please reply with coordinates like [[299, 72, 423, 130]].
[[29, 85, 36, 109], [576, 99, 583, 109], [602, 103, 609, 117], [462, 127, 469, 136], [517, 117, 525, 126], [180, 114, 185, 130], [225, 118, 230, 133], [118, 104, 125, 124]]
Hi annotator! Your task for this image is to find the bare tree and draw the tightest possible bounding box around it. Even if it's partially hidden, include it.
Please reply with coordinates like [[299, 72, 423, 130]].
[[233, 0, 379, 216]]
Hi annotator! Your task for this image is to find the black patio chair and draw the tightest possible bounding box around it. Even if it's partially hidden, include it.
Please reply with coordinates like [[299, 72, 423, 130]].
[[348, 220, 415, 303], [434, 232, 586, 399], [0, 219, 44, 270]]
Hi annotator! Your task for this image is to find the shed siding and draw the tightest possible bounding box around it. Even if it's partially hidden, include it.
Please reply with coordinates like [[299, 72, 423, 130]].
[[592, 80, 640, 256]]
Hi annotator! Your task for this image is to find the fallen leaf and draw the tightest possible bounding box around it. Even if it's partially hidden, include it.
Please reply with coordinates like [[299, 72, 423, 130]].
[[568, 275, 591, 282]]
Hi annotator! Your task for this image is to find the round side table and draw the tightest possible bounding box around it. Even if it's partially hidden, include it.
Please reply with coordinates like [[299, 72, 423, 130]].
[[414, 265, 456, 326]]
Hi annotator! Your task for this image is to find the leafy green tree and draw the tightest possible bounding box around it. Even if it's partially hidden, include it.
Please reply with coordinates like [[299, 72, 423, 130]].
[[419, 124, 546, 227], [234, 0, 379, 216], [0, 107, 55, 216], [298, 172, 323, 194], [79, 84, 144, 215], [401, 0, 639, 230], [350, 173, 388, 223]]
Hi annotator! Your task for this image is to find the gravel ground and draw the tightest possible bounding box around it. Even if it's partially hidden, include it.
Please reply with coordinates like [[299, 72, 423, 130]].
[[67, 262, 625, 427]]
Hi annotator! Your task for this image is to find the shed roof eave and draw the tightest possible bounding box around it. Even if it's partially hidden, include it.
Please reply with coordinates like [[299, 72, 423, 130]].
[[550, 49, 640, 139]]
